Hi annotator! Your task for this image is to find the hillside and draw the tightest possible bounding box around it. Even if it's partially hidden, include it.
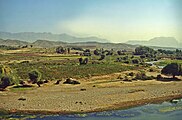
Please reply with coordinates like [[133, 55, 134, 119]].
[[0, 38, 181, 51], [0, 38, 29, 47], [126, 37, 181, 48], [0, 32, 109, 43]]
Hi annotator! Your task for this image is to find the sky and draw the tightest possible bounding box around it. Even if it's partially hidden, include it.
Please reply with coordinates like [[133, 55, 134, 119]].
[[0, 0, 181, 43]]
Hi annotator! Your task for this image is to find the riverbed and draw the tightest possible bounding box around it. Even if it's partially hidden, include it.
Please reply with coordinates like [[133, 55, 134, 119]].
[[1, 99, 182, 120]]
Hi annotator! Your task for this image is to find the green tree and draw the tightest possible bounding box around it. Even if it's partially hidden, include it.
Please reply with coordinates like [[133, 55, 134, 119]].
[[0, 65, 19, 89], [56, 46, 66, 54], [28, 70, 42, 84], [134, 46, 155, 55], [161, 63, 182, 78]]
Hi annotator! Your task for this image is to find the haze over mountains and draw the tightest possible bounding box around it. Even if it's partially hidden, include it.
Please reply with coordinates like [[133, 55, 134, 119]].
[[126, 37, 182, 48], [0, 32, 109, 43], [0, 32, 181, 49]]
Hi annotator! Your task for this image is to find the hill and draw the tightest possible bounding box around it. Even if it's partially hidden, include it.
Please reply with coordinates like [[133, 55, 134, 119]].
[[126, 37, 181, 48], [0, 38, 29, 47], [0, 32, 109, 43]]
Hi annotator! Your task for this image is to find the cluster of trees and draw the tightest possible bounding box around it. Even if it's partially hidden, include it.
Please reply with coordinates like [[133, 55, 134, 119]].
[[0, 63, 44, 90], [134, 46, 156, 55], [93, 48, 113, 56], [83, 49, 91, 56], [0, 45, 18, 50], [0, 65, 17, 90], [79, 58, 89, 65], [56, 46, 70, 54]]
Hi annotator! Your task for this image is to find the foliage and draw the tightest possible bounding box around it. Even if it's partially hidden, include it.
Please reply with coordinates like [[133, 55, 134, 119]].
[[0, 65, 19, 89], [28, 70, 42, 83], [0, 45, 18, 50], [161, 63, 182, 78], [135, 71, 154, 80], [56, 46, 66, 54], [79, 58, 89, 65], [156, 74, 162, 80], [99, 54, 105, 60], [131, 59, 139, 64], [0, 76, 12, 89], [71, 47, 84, 51], [94, 49, 100, 55], [83, 49, 91, 56], [134, 46, 155, 55]]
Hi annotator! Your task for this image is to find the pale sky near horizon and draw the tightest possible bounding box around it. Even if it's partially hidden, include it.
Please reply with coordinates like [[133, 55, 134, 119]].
[[0, 0, 181, 43]]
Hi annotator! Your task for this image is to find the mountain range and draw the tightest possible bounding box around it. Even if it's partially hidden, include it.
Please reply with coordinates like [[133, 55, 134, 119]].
[[0, 32, 109, 43], [126, 37, 182, 48], [0, 32, 181, 49]]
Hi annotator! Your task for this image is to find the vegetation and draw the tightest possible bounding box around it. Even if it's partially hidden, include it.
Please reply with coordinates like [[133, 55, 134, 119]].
[[79, 58, 89, 65], [0, 44, 181, 90], [56, 46, 67, 54], [0, 45, 19, 50], [28, 70, 42, 84], [0, 65, 19, 90], [161, 63, 182, 78]]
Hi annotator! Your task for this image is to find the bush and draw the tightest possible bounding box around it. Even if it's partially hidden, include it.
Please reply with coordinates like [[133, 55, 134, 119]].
[[135, 71, 153, 80], [132, 59, 139, 64], [128, 72, 134, 76], [63, 78, 80, 84], [99, 54, 105, 60], [79, 58, 89, 65], [28, 70, 42, 84], [0, 76, 12, 89], [149, 68, 154, 72], [157, 74, 163, 80], [56, 46, 66, 54]]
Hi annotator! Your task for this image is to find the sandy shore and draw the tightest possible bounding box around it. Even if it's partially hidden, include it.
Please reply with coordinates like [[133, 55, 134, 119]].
[[0, 72, 182, 114]]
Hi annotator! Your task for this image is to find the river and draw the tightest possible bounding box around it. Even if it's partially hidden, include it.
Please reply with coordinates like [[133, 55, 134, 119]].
[[1, 99, 182, 120], [145, 60, 164, 69]]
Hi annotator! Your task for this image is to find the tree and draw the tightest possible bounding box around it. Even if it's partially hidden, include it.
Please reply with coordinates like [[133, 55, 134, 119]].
[[56, 46, 66, 54], [79, 58, 88, 65], [67, 48, 70, 54], [134, 46, 155, 55], [0, 76, 12, 89], [0, 65, 18, 89], [132, 59, 139, 64], [99, 54, 105, 60], [161, 63, 182, 78], [94, 49, 100, 55], [28, 70, 42, 84]]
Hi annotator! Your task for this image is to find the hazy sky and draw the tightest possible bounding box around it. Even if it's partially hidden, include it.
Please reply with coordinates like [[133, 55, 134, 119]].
[[0, 0, 181, 42]]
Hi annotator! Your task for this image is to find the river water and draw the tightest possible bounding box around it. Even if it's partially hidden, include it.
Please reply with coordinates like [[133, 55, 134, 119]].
[[1, 99, 182, 120]]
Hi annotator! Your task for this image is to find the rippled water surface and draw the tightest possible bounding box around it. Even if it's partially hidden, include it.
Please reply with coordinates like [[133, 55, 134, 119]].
[[1, 99, 182, 120]]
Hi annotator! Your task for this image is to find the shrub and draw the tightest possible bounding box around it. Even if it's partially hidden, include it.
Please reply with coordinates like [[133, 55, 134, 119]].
[[0, 76, 12, 89], [124, 61, 130, 64], [157, 74, 163, 80], [117, 75, 123, 79], [79, 58, 89, 65], [63, 78, 80, 84], [135, 71, 153, 80], [28, 70, 42, 84], [94, 49, 100, 55], [0, 65, 19, 89], [132, 59, 139, 64], [149, 68, 154, 72], [56, 46, 66, 54], [99, 54, 105, 60], [128, 72, 134, 76]]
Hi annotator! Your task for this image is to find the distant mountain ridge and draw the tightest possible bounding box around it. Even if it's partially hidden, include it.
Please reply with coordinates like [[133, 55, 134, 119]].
[[0, 32, 109, 43], [126, 37, 182, 48]]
